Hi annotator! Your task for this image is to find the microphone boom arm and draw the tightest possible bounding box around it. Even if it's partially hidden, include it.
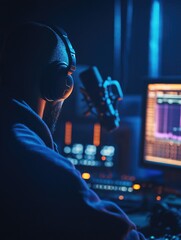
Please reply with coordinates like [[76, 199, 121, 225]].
[[79, 66, 123, 131]]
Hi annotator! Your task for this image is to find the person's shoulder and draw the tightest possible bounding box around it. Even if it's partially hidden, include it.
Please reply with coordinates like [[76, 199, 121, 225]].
[[12, 122, 75, 168], [12, 122, 46, 147]]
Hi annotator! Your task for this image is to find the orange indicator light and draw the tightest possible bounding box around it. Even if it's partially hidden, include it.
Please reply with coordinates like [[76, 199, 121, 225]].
[[156, 195, 161, 201], [118, 195, 124, 200], [133, 184, 141, 190], [82, 173, 91, 180], [65, 121, 72, 145], [93, 123, 101, 146]]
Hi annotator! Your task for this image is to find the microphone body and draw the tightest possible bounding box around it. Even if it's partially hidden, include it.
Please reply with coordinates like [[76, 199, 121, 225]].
[[79, 66, 123, 131]]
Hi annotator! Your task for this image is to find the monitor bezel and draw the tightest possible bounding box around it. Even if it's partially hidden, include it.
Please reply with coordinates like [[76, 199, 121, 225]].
[[140, 76, 181, 172]]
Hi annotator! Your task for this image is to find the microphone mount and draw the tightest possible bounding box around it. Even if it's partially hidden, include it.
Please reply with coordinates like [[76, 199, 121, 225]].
[[79, 66, 123, 131]]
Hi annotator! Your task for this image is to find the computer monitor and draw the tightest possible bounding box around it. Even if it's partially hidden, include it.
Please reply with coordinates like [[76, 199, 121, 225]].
[[141, 78, 181, 170]]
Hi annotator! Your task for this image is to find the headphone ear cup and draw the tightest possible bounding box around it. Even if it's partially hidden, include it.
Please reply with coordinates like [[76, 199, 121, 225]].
[[40, 62, 74, 101]]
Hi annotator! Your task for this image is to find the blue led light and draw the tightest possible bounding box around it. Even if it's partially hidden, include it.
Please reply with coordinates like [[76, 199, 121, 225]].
[[100, 146, 115, 157], [114, 0, 121, 79], [72, 144, 83, 154], [149, 0, 161, 77], [64, 146, 71, 154], [85, 144, 97, 155]]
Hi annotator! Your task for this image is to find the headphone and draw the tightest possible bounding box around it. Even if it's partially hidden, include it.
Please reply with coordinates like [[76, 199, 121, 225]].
[[40, 25, 76, 101]]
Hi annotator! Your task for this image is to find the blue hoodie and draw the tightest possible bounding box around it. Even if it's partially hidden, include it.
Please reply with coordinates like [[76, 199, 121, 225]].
[[0, 90, 137, 240]]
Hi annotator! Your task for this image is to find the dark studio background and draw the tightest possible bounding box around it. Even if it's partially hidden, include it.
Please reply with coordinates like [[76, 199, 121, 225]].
[[0, 0, 181, 231], [1, 0, 181, 90]]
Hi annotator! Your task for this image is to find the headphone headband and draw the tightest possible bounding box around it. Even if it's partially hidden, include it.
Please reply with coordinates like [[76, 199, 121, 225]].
[[50, 26, 76, 74]]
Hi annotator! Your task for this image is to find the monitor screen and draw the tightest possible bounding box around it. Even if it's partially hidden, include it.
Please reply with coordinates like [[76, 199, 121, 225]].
[[141, 80, 181, 169]]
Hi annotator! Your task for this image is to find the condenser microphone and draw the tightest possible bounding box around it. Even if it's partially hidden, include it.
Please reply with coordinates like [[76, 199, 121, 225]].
[[79, 66, 123, 131]]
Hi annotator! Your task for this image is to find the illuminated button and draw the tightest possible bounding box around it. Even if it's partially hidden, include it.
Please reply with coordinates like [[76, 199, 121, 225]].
[[85, 144, 97, 155], [133, 184, 141, 190], [121, 186, 127, 192], [118, 195, 124, 200], [82, 173, 91, 180], [76, 154, 83, 159], [101, 156, 106, 161], [150, 236, 155, 239], [128, 187, 133, 192], [72, 144, 83, 154], [64, 146, 71, 154], [69, 159, 78, 165], [100, 146, 115, 157], [156, 195, 161, 201], [105, 162, 113, 167]]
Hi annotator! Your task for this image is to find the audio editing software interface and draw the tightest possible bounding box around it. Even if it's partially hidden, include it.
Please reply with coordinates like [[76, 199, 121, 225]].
[[143, 83, 181, 168]]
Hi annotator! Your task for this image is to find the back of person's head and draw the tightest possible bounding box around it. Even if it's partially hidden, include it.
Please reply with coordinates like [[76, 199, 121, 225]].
[[0, 21, 76, 101]]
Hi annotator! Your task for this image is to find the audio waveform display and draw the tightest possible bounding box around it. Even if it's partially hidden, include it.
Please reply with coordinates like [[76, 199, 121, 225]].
[[144, 83, 181, 167], [155, 96, 181, 141]]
